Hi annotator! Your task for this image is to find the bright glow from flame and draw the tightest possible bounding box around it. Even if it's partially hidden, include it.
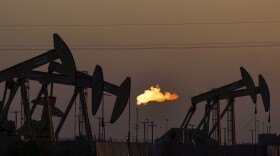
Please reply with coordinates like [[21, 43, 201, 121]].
[[137, 85, 179, 105]]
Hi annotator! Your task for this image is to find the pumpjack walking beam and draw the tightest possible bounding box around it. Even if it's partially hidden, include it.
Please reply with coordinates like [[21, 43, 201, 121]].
[[0, 33, 76, 83], [191, 67, 257, 105]]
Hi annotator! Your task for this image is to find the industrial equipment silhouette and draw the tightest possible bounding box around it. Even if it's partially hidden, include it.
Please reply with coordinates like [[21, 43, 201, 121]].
[[160, 67, 270, 146], [0, 34, 131, 155]]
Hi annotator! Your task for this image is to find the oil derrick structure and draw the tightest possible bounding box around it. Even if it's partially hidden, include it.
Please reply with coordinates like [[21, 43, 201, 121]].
[[0, 34, 75, 141], [180, 67, 270, 145]]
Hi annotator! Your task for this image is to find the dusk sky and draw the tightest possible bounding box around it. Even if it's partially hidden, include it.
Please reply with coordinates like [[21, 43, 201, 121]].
[[1, 0, 280, 143]]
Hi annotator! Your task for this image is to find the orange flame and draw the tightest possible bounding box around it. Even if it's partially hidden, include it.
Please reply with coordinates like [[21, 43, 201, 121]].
[[137, 85, 179, 105]]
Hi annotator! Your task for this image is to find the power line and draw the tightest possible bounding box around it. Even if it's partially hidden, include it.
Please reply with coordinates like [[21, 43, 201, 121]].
[[1, 20, 280, 27], [1, 43, 280, 51], [1, 41, 280, 47], [69, 44, 280, 50], [0, 48, 47, 51]]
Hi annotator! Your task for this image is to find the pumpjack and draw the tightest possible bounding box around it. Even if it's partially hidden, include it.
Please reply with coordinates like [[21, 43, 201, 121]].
[[0, 34, 75, 141], [159, 67, 270, 145], [0, 34, 131, 155], [46, 62, 130, 153], [13, 64, 130, 154]]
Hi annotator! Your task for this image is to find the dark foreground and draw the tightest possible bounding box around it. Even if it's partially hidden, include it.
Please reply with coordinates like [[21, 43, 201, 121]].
[[0, 140, 280, 156]]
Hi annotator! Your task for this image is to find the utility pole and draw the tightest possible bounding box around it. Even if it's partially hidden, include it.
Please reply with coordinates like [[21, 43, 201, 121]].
[[134, 108, 140, 142], [74, 99, 77, 137], [101, 95, 105, 141], [102, 117, 105, 140], [254, 104, 257, 144], [101, 117, 108, 140], [11, 111, 20, 131], [146, 118, 149, 142], [217, 100, 221, 146], [165, 119, 168, 133], [222, 128, 227, 145], [188, 124, 196, 129], [141, 121, 147, 142], [268, 111, 271, 134], [141, 119, 149, 143], [102, 120, 109, 141], [148, 121, 156, 143], [128, 97, 131, 143], [249, 130, 254, 144], [257, 119, 259, 144], [267, 125, 269, 134], [96, 117, 102, 140], [20, 98, 23, 129]]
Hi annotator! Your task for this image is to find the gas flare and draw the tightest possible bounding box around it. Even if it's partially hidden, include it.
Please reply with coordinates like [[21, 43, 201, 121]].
[[137, 85, 178, 105]]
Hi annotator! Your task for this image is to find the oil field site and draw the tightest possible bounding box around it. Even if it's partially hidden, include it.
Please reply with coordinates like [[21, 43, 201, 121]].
[[2, 1, 280, 156], [0, 34, 278, 156]]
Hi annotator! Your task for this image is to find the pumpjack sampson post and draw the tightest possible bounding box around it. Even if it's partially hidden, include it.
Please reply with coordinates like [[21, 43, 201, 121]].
[[159, 67, 270, 145]]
